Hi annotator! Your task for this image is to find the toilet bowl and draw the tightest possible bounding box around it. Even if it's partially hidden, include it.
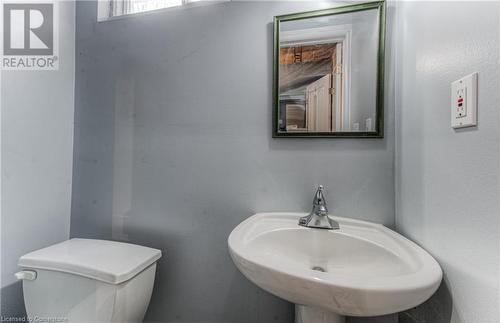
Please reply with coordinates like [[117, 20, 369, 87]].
[[16, 238, 162, 323]]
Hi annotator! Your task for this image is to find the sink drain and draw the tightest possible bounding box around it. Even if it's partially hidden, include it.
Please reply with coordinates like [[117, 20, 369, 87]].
[[311, 266, 326, 272]]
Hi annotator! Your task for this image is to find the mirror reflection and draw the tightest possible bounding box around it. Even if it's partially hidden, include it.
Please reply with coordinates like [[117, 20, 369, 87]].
[[275, 4, 384, 137]]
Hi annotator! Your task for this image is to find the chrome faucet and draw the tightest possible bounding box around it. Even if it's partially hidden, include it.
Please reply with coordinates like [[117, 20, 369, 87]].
[[298, 185, 340, 230]]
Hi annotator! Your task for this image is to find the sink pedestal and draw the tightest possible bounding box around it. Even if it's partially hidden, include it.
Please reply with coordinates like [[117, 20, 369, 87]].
[[295, 305, 345, 323]]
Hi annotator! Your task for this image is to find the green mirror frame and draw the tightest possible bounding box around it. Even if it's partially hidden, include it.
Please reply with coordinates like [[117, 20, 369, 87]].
[[272, 1, 386, 138]]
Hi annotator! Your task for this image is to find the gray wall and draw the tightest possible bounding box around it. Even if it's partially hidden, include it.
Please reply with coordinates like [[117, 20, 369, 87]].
[[72, 1, 395, 322], [0, 1, 75, 318], [395, 2, 500, 323]]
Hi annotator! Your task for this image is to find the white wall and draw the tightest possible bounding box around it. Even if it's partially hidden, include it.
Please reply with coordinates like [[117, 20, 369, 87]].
[[0, 0, 75, 317], [395, 1, 500, 322]]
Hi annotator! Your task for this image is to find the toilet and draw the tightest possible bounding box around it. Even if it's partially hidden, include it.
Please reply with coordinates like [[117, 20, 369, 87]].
[[16, 238, 162, 323]]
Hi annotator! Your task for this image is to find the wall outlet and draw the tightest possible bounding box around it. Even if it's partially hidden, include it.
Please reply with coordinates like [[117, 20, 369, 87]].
[[451, 72, 478, 129]]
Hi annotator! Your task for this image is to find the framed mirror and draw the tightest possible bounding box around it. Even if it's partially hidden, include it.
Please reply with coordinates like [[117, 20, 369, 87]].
[[273, 1, 386, 138]]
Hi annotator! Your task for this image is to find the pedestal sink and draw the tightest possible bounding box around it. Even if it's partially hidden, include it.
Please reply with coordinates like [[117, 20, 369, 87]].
[[228, 213, 442, 323]]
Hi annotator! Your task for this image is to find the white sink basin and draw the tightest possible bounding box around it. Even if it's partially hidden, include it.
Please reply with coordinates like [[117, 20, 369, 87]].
[[228, 212, 442, 320]]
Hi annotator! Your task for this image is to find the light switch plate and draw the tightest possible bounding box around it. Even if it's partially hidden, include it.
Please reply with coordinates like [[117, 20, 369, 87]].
[[451, 72, 478, 129]]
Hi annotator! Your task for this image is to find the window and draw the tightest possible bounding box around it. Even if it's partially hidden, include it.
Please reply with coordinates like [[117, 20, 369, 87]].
[[98, 0, 225, 21]]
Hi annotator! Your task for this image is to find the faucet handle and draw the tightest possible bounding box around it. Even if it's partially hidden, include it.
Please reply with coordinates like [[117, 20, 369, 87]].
[[313, 185, 326, 206]]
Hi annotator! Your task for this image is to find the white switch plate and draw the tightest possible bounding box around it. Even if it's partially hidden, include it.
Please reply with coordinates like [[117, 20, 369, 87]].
[[451, 72, 478, 129]]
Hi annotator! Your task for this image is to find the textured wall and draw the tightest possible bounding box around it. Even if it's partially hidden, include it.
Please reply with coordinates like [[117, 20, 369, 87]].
[[0, 0, 75, 318], [395, 2, 500, 323], [72, 1, 395, 322]]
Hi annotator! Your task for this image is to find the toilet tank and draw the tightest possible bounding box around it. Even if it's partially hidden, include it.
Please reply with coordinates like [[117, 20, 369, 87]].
[[17, 239, 162, 323]]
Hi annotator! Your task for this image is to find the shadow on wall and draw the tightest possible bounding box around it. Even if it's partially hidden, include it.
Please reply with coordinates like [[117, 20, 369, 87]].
[[347, 314, 397, 323], [0, 281, 26, 321], [399, 280, 453, 323]]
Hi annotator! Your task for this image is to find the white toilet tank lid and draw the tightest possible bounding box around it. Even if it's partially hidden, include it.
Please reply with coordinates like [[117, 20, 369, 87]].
[[18, 238, 162, 284]]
